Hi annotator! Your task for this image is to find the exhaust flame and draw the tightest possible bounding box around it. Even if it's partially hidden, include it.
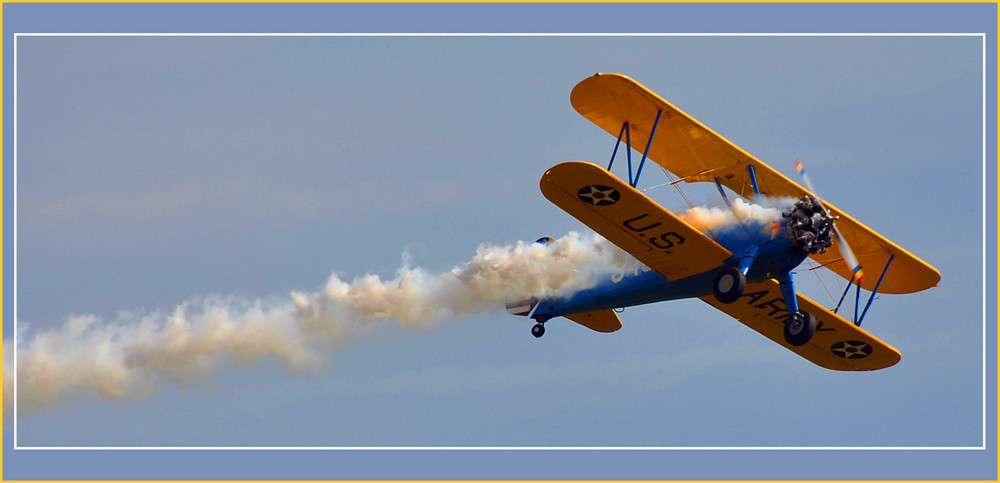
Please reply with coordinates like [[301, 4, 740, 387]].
[[4, 232, 631, 415]]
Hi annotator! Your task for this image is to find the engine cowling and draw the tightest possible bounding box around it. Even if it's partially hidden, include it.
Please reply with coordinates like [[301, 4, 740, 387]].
[[783, 196, 834, 255]]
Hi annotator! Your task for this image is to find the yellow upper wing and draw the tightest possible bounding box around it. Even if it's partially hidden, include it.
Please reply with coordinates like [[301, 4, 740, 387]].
[[540, 161, 732, 281], [570, 73, 940, 294], [700, 279, 901, 371]]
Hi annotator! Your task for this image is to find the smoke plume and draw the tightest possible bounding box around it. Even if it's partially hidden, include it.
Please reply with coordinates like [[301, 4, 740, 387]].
[[4, 232, 632, 415], [5, 197, 792, 415], [679, 197, 795, 231]]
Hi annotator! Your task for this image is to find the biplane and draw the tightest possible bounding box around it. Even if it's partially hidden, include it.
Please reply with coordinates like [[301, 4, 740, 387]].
[[507, 73, 940, 371]]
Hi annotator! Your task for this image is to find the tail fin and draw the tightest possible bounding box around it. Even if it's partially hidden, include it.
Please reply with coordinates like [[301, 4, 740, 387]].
[[505, 298, 537, 317]]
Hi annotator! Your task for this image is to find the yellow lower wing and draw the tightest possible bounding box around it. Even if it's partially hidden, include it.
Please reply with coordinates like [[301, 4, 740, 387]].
[[540, 161, 732, 281], [700, 280, 901, 371]]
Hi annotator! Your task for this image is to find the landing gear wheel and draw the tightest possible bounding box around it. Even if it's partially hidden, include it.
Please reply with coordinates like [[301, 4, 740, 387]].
[[783, 311, 817, 346], [531, 323, 546, 338], [713, 266, 746, 304]]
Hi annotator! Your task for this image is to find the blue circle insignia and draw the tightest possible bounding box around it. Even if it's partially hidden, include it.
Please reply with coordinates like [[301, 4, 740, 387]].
[[577, 185, 620, 206], [831, 341, 873, 359]]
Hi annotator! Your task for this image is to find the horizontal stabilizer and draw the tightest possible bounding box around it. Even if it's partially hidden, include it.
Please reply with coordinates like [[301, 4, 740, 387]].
[[565, 309, 622, 333]]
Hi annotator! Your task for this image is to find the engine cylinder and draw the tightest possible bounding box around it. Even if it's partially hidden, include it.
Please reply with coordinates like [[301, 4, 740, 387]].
[[783, 196, 834, 255]]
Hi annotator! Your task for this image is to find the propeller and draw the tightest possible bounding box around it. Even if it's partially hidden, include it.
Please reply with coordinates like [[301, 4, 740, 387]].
[[794, 159, 864, 283]]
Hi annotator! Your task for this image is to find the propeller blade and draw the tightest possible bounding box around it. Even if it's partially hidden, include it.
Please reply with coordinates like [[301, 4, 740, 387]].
[[794, 159, 864, 283]]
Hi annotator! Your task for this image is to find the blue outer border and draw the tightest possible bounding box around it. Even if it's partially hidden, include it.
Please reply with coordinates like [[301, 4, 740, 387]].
[[0, 3, 994, 34], [4, 3, 996, 35], [3, 2, 996, 480]]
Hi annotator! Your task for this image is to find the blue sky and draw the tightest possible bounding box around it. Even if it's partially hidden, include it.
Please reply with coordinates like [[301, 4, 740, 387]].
[[4, 3, 996, 480]]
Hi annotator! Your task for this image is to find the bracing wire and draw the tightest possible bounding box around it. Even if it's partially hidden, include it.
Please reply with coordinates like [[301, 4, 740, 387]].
[[808, 258, 855, 321], [658, 166, 698, 212], [806, 258, 837, 308], [654, 165, 721, 244]]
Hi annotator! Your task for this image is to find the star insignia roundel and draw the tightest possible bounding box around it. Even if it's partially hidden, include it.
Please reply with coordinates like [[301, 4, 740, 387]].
[[577, 185, 620, 206], [831, 340, 873, 359]]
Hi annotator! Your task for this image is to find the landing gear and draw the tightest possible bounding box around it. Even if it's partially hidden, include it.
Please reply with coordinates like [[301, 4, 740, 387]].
[[713, 266, 746, 304], [783, 310, 816, 346], [531, 323, 546, 338]]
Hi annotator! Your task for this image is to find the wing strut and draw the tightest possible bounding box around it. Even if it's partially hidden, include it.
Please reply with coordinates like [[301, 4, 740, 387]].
[[858, 255, 894, 324], [747, 165, 761, 196], [608, 122, 633, 183], [605, 110, 663, 188], [633, 109, 663, 187], [713, 177, 755, 242], [833, 254, 895, 326]]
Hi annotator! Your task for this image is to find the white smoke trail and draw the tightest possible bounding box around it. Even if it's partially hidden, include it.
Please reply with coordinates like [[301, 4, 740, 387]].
[[4, 197, 793, 415], [678, 196, 795, 232], [4, 232, 632, 415]]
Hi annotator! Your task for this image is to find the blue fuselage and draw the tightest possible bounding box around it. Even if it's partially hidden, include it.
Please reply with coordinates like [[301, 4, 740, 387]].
[[531, 221, 807, 319]]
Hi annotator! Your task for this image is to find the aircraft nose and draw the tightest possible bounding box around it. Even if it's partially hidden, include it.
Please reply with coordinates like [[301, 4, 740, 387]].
[[783, 195, 834, 255]]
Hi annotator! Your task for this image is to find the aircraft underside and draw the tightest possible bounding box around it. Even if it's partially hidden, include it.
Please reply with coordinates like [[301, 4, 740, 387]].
[[529, 219, 811, 321], [511, 195, 834, 347]]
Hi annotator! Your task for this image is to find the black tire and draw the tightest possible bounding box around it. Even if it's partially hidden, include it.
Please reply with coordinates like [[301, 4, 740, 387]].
[[531, 323, 545, 338], [713, 266, 746, 304], [783, 311, 817, 346]]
